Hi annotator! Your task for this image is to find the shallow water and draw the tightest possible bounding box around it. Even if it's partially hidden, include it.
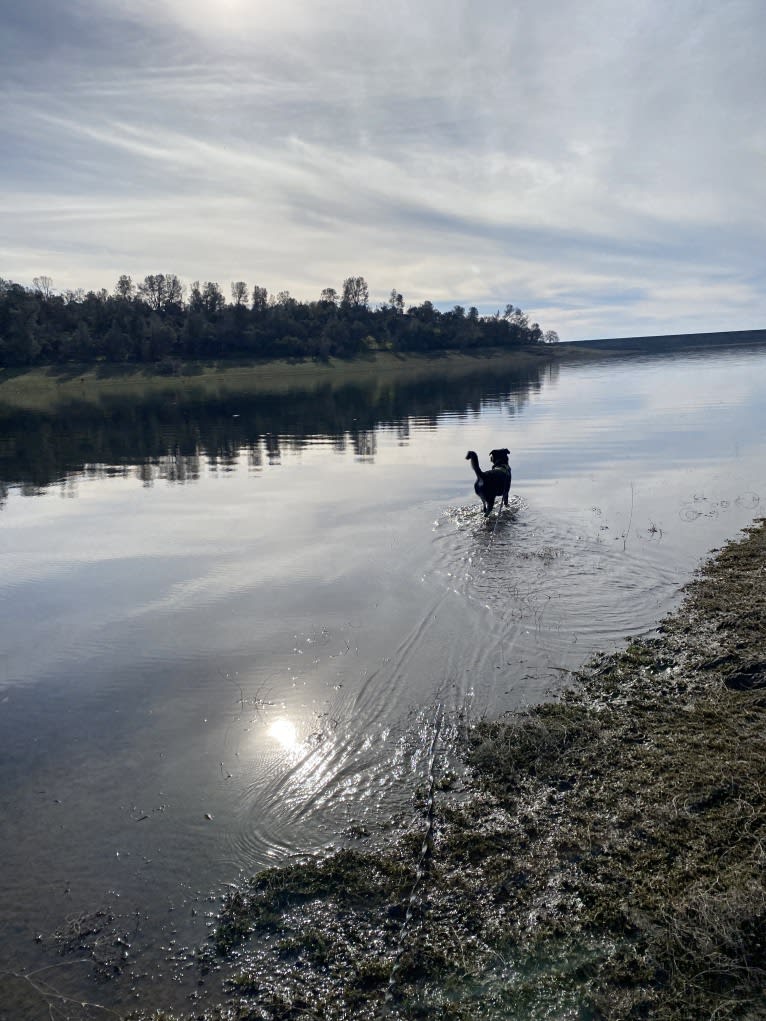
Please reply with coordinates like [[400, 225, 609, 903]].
[[1, 345, 765, 1015]]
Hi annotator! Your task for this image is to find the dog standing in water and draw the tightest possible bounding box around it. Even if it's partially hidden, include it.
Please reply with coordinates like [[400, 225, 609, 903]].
[[465, 448, 512, 516]]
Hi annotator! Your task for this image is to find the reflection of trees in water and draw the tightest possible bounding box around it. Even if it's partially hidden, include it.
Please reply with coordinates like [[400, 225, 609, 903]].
[[0, 359, 550, 496], [352, 431, 376, 460], [138, 452, 202, 485], [264, 433, 282, 465]]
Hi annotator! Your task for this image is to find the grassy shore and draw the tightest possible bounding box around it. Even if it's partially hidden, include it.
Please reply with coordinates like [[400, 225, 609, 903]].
[[121, 519, 766, 1021], [5, 332, 766, 412], [0, 347, 556, 412]]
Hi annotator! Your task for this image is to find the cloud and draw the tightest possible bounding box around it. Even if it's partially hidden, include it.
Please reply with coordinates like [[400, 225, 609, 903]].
[[2, 0, 765, 338]]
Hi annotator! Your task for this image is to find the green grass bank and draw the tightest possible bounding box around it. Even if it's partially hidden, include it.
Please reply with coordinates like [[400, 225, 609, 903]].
[[5, 330, 766, 413], [6, 331, 766, 414], [119, 518, 766, 1021], [0, 347, 556, 412]]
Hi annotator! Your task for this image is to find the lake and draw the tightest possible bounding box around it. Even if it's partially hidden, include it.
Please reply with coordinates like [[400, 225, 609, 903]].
[[1, 344, 765, 1016]]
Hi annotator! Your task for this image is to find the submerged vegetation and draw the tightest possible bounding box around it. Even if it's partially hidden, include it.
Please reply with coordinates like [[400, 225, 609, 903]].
[[0, 273, 557, 369], [118, 519, 766, 1020]]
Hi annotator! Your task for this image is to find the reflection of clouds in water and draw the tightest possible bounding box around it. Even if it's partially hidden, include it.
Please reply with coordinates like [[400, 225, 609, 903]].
[[429, 490, 701, 695], [515, 353, 766, 484]]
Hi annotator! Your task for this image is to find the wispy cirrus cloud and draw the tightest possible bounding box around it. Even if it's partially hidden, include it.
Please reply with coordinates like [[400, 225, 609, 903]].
[[2, 0, 765, 338]]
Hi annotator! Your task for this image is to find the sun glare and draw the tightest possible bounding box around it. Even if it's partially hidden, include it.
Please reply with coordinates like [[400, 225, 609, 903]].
[[268, 717, 299, 751]]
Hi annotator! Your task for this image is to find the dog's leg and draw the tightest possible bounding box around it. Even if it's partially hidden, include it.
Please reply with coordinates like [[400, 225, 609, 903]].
[[503, 471, 512, 507]]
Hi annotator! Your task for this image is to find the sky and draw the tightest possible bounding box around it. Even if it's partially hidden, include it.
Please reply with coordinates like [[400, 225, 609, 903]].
[[1, 0, 765, 340]]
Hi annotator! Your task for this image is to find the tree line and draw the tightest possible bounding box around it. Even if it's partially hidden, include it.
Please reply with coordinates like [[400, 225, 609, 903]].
[[0, 273, 559, 368]]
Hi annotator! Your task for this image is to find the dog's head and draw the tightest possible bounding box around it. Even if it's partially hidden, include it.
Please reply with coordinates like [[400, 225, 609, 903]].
[[489, 447, 510, 467]]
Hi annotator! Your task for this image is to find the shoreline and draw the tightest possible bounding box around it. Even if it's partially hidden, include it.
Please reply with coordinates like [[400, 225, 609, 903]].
[[0, 348, 554, 411], [3, 333, 766, 411], [104, 517, 766, 1020]]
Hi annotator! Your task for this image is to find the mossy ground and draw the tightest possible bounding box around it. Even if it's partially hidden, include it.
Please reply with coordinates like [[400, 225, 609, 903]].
[[127, 520, 766, 1020]]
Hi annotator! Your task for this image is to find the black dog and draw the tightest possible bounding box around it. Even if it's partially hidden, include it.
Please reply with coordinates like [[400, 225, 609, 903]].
[[465, 448, 512, 516]]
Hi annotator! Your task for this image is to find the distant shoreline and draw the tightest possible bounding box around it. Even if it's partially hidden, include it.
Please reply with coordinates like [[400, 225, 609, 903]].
[[0, 347, 552, 410], [1, 331, 765, 411], [559, 325, 766, 355]]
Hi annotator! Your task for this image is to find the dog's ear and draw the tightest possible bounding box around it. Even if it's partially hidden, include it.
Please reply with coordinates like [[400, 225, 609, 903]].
[[502, 448, 510, 455]]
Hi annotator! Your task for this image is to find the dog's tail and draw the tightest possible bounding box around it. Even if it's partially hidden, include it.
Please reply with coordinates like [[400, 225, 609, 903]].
[[465, 450, 482, 480]]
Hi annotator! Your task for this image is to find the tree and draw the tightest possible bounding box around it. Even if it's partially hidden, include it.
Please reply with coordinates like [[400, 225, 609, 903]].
[[164, 274, 184, 311], [33, 276, 54, 299], [341, 276, 369, 309], [412, 300, 437, 323], [137, 273, 183, 312], [140, 314, 176, 360], [388, 289, 404, 314], [251, 285, 268, 312], [2, 302, 41, 364], [104, 320, 131, 361], [320, 287, 338, 305], [73, 320, 95, 360], [201, 281, 226, 316], [189, 281, 204, 314], [543, 329, 560, 344], [114, 275, 135, 300], [273, 290, 292, 307], [138, 274, 167, 311], [181, 311, 208, 355], [231, 281, 248, 306]]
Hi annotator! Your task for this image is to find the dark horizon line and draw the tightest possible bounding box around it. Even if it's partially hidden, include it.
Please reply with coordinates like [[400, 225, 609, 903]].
[[563, 327, 766, 348]]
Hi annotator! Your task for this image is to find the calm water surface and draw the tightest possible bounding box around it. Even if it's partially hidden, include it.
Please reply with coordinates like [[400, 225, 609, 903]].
[[1, 346, 764, 1014]]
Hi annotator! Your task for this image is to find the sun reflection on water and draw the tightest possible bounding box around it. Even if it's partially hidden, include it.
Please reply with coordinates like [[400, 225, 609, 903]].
[[268, 717, 299, 751]]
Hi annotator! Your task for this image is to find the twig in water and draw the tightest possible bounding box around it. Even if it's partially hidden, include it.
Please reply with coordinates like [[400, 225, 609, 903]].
[[623, 482, 635, 551], [1, 962, 120, 1018]]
